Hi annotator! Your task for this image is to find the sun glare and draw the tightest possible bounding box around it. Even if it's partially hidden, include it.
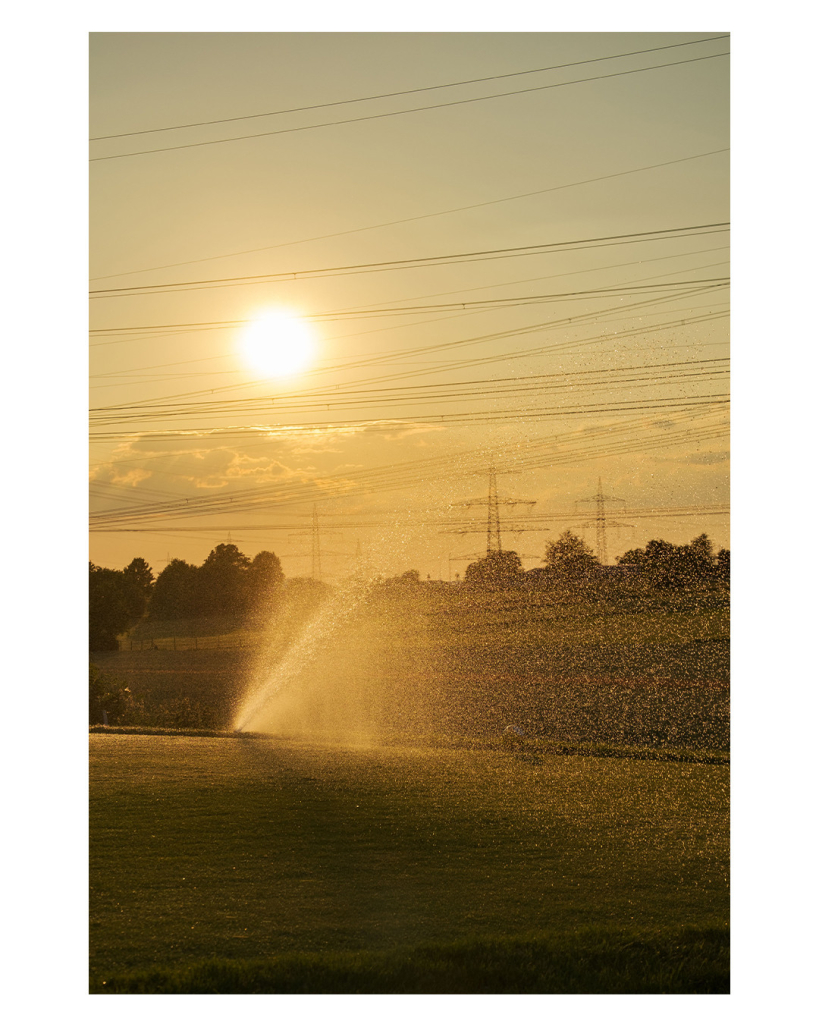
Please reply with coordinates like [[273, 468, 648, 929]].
[[240, 310, 316, 378]]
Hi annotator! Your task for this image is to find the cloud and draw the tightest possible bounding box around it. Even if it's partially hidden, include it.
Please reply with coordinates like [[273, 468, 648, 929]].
[[91, 433, 313, 496], [89, 463, 151, 487]]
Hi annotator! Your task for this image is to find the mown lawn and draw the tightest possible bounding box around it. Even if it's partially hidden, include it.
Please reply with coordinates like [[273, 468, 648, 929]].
[[90, 734, 729, 993]]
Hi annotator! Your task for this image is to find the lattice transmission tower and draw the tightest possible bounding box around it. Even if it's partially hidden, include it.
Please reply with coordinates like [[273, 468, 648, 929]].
[[577, 478, 632, 565], [288, 504, 342, 581], [451, 465, 536, 556]]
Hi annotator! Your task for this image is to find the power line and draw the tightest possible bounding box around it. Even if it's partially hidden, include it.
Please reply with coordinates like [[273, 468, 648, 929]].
[[89, 221, 729, 303], [452, 465, 536, 556], [96, 504, 729, 534], [90, 303, 730, 413], [90, 359, 728, 423], [89, 414, 728, 529], [91, 36, 729, 141], [90, 51, 729, 162], [90, 280, 728, 334], [89, 153, 728, 282], [89, 246, 729, 381], [89, 394, 729, 444], [577, 478, 631, 565], [88, 403, 727, 512]]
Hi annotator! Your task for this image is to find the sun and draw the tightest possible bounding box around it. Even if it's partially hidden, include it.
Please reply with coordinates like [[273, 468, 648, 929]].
[[240, 310, 316, 378]]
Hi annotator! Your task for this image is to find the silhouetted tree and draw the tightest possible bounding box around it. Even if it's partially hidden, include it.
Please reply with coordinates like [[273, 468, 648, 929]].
[[199, 544, 252, 616], [89, 563, 133, 650], [89, 663, 142, 725], [617, 534, 719, 588], [245, 550, 285, 614], [716, 547, 730, 584], [543, 531, 599, 576], [380, 569, 423, 590], [122, 557, 154, 618], [149, 558, 201, 619], [464, 550, 523, 589], [148, 545, 288, 620]]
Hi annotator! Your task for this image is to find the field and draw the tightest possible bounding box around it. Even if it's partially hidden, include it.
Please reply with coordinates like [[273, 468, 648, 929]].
[[94, 587, 729, 748], [90, 587, 729, 992], [89, 733, 729, 993]]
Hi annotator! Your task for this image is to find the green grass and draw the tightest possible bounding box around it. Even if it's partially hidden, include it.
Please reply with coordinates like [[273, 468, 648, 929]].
[[118, 594, 729, 655], [92, 922, 729, 993], [88, 724, 728, 763], [95, 594, 729, 745], [90, 734, 729, 993]]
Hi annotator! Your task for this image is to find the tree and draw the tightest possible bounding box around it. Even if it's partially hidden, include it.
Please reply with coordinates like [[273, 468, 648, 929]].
[[147, 546, 287, 620], [122, 557, 154, 618], [89, 663, 142, 725], [716, 547, 730, 584], [199, 544, 252, 616], [543, 531, 599, 576], [464, 550, 523, 589], [149, 558, 200, 619], [245, 550, 285, 613], [89, 563, 132, 650], [616, 534, 718, 588], [381, 569, 422, 589]]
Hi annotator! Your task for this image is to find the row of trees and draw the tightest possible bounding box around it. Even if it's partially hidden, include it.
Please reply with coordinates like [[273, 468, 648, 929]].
[[617, 534, 729, 588], [462, 531, 599, 588], [89, 558, 155, 649], [90, 532, 730, 648], [89, 544, 285, 649], [460, 531, 729, 590], [149, 544, 284, 620]]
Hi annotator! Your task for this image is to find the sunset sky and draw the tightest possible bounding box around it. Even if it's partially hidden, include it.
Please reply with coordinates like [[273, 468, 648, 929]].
[[89, 31, 730, 580]]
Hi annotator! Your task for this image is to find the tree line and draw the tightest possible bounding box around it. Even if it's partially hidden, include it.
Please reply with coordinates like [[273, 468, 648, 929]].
[[90, 533, 730, 649], [89, 544, 284, 650], [460, 531, 729, 589]]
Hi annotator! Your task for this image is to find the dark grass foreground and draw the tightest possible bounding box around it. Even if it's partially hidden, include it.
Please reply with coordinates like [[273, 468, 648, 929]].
[[88, 725, 728, 765], [92, 923, 728, 994]]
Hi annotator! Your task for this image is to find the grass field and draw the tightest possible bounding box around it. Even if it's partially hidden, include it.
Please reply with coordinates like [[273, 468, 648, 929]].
[[89, 733, 729, 993], [94, 592, 729, 747]]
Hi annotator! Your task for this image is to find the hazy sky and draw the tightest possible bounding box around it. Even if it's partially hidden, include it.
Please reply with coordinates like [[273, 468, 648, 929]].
[[89, 31, 730, 579]]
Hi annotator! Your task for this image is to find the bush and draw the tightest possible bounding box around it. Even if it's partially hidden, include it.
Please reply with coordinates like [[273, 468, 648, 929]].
[[89, 664, 144, 725]]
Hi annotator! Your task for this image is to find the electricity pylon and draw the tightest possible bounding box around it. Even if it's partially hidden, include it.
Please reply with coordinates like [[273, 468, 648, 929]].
[[577, 478, 632, 566], [289, 504, 341, 581], [448, 464, 536, 556]]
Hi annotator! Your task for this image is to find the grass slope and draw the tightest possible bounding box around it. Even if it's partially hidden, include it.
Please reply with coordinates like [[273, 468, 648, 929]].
[[93, 922, 729, 994], [96, 596, 728, 745], [90, 734, 729, 993]]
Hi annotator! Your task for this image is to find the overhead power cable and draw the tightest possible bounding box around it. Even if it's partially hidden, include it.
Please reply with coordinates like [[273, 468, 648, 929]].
[[90, 51, 728, 162], [90, 359, 729, 425], [91, 279, 727, 335], [91, 36, 728, 141], [89, 404, 726, 507], [90, 373, 729, 428], [89, 151, 728, 281], [93, 504, 730, 534], [90, 297, 729, 414], [89, 221, 729, 303], [89, 412, 728, 528], [89, 244, 729, 381], [89, 394, 729, 444]]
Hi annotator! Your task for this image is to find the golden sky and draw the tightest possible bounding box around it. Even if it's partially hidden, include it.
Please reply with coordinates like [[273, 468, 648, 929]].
[[89, 31, 729, 580]]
